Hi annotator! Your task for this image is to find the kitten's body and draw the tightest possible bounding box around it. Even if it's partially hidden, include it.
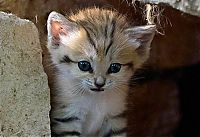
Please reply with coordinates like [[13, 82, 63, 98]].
[[47, 8, 155, 137]]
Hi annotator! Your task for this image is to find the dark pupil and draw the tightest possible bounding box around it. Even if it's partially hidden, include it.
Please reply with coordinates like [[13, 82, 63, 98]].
[[78, 61, 91, 72], [109, 63, 121, 73]]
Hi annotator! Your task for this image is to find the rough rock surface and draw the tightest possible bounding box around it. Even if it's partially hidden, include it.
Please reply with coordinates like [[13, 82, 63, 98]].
[[0, 12, 51, 136]]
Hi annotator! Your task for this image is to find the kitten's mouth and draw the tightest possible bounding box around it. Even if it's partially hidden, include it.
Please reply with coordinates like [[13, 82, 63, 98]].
[[90, 88, 104, 92]]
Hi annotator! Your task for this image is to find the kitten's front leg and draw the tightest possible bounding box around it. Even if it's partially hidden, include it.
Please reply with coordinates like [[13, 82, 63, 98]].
[[100, 113, 127, 137], [51, 113, 83, 137]]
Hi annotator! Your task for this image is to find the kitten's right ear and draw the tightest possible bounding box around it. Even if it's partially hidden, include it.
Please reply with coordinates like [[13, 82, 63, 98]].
[[47, 11, 77, 47]]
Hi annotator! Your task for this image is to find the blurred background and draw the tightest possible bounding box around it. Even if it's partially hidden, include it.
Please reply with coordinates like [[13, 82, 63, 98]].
[[1, 0, 200, 136]]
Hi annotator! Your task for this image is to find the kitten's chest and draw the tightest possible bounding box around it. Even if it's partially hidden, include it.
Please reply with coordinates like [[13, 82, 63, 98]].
[[78, 94, 108, 135], [83, 100, 105, 136], [74, 92, 125, 135]]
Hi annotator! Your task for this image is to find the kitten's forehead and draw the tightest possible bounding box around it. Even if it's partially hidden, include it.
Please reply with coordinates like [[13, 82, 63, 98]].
[[70, 8, 128, 40], [73, 29, 135, 64], [68, 8, 134, 62]]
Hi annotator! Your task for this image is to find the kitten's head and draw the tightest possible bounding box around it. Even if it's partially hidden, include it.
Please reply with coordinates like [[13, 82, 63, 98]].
[[47, 8, 155, 94]]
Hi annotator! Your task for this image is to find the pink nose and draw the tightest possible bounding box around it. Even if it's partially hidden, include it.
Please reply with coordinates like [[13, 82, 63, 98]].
[[94, 76, 105, 88]]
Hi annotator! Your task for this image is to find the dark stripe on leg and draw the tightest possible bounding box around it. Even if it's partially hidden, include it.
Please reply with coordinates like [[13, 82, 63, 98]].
[[52, 131, 81, 137], [103, 128, 127, 137], [54, 117, 80, 123]]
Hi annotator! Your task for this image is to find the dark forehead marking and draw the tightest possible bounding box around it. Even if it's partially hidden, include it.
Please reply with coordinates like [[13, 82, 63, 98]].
[[110, 20, 116, 37], [105, 39, 113, 55], [104, 14, 110, 38], [105, 19, 116, 55], [82, 25, 96, 50], [85, 20, 97, 37], [104, 24, 108, 38]]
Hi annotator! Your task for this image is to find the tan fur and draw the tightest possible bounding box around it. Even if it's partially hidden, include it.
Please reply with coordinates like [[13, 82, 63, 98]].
[[47, 7, 155, 137]]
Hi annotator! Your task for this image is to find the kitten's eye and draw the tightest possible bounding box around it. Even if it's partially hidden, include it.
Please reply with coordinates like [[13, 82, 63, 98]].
[[78, 61, 92, 72], [108, 63, 121, 73]]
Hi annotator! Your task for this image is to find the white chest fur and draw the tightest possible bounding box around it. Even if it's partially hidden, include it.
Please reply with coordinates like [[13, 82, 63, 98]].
[[69, 91, 126, 135]]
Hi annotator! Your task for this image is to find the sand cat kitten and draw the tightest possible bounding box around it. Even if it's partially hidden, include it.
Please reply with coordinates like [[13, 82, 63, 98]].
[[47, 8, 155, 137]]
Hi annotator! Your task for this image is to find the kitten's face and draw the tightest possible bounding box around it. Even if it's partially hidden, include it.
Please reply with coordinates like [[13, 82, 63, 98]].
[[47, 9, 155, 94]]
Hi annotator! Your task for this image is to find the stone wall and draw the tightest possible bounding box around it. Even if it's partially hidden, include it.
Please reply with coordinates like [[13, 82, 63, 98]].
[[0, 12, 51, 136]]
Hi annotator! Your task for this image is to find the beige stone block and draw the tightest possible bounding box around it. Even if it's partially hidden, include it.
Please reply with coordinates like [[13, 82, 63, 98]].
[[0, 12, 51, 137]]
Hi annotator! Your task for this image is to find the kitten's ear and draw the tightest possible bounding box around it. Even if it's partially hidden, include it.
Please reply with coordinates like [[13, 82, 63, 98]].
[[47, 11, 78, 47], [125, 25, 156, 58]]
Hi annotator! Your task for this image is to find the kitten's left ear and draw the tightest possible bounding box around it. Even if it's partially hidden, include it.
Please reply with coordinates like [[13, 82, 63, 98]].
[[125, 25, 156, 57], [47, 11, 78, 47]]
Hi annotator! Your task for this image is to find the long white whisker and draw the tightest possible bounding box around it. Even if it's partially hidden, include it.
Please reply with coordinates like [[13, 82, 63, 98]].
[[70, 83, 84, 95]]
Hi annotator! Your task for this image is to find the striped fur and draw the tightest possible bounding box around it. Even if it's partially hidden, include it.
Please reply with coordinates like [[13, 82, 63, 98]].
[[47, 7, 155, 137]]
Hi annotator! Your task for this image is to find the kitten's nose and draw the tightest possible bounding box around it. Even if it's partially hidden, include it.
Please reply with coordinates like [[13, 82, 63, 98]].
[[94, 76, 105, 88]]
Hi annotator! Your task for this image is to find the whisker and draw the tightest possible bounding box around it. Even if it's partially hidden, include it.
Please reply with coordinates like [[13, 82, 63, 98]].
[[112, 85, 127, 96], [69, 83, 84, 95]]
